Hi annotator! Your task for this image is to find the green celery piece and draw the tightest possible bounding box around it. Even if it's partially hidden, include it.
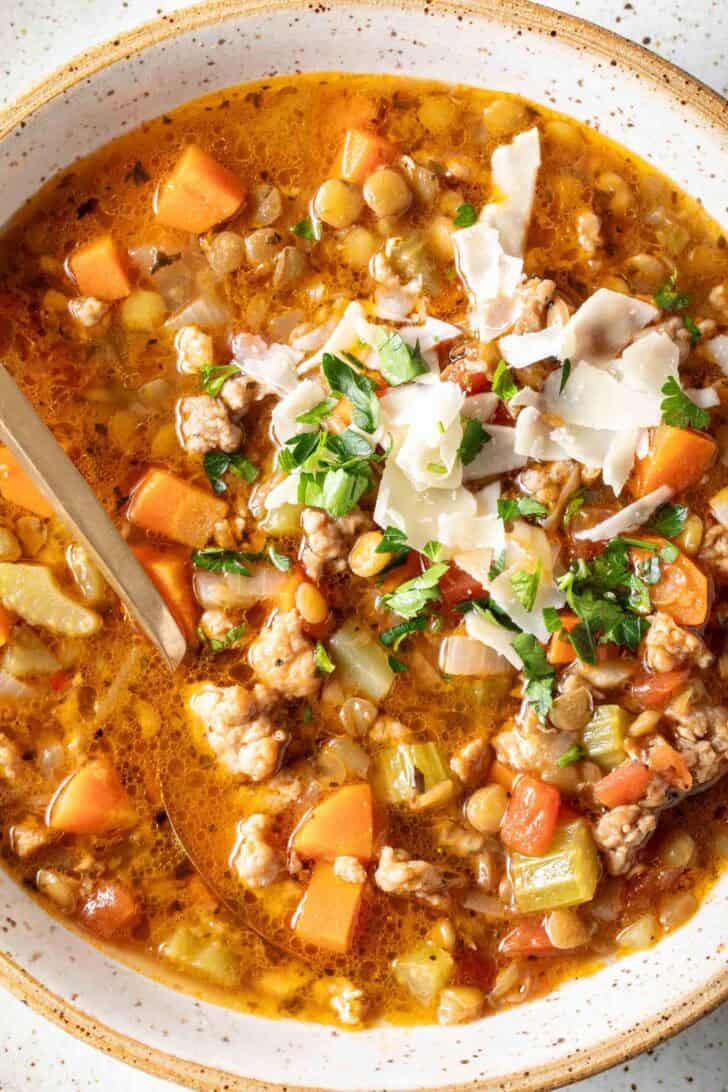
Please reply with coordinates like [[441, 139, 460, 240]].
[[392, 942, 454, 1006], [582, 704, 632, 771], [329, 619, 394, 702], [372, 742, 449, 804], [509, 819, 600, 913]]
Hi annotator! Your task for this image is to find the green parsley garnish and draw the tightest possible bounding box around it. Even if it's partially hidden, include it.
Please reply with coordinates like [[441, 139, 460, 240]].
[[322, 353, 379, 433], [296, 398, 339, 425], [198, 622, 246, 653], [377, 527, 411, 557], [377, 332, 428, 386], [511, 562, 541, 612], [511, 632, 555, 722], [458, 417, 491, 466], [653, 271, 690, 311], [291, 217, 321, 242], [314, 642, 335, 674], [380, 563, 448, 620], [492, 359, 518, 402], [423, 540, 444, 563], [563, 489, 586, 528], [279, 427, 382, 518], [379, 616, 428, 651], [267, 545, 293, 572], [497, 496, 549, 522], [303, 704, 313, 723], [453, 202, 478, 228], [559, 358, 572, 394], [683, 315, 702, 348], [660, 376, 710, 430], [488, 550, 506, 580], [557, 744, 585, 768], [388, 654, 408, 673], [542, 606, 562, 633], [191, 549, 257, 577], [199, 363, 240, 397], [203, 450, 259, 494]]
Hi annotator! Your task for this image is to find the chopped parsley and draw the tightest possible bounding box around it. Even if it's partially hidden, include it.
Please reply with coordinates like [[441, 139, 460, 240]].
[[314, 642, 335, 674], [453, 202, 478, 228], [683, 315, 702, 348], [267, 545, 292, 572], [380, 562, 449, 620], [557, 744, 585, 768], [423, 540, 444, 563], [653, 271, 690, 312], [203, 450, 259, 494], [322, 353, 379, 433], [303, 704, 313, 723], [379, 616, 428, 651], [191, 548, 259, 577], [458, 417, 491, 466], [427, 461, 448, 476], [563, 489, 586, 528], [291, 217, 321, 242], [377, 527, 411, 557], [660, 376, 710, 430], [279, 427, 382, 518], [492, 359, 518, 402], [510, 562, 541, 612], [512, 632, 555, 722], [488, 550, 507, 580], [202, 622, 246, 653], [497, 496, 549, 522], [388, 654, 408, 673], [377, 332, 428, 386], [296, 398, 339, 425], [199, 363, 240, 398], [559, 358, 572, 394], [542, 606, 563, 634]]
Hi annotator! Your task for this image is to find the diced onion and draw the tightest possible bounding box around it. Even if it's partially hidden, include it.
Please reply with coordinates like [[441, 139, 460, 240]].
[[0, 671, 36, 701], [165, 293, 230, 331], [193, 566, 286, 609], [439, 636, 511, 677]]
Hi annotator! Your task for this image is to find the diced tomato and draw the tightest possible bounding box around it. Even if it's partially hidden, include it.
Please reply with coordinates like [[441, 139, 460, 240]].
[[455, 947, 495, 989], [499, 920, 558, 957], [440, 361, 491, 395], [438, 565, 486, 608], [630, 668, 691, 709], [78, 882, 139, 939], [500, 775, 562, 857], [647, 738, 692, 791], [593, 760, 653, 809], [49, 670, 71, 692]]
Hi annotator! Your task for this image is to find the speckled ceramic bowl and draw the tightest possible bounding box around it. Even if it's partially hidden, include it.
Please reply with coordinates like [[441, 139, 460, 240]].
[[1, 2, 727, 1089]]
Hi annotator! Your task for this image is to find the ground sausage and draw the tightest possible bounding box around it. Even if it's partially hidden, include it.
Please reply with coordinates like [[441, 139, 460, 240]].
[[374, 845, 446, 895], [643, 612, 713, 674], [300, 507, 371, 583], [248, 610, 320, 699], [699, 524, 728, 582], [230, 814, 285, 889], [190, 683, 286, 781], [177, 395, 242, 455], [592, 805, 657, 876]]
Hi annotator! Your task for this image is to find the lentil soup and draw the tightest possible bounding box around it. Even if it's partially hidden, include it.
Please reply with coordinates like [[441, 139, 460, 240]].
[[1, 73, 728, 1029]]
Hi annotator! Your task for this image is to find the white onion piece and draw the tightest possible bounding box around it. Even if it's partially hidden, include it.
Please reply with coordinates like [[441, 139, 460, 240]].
[[0, 671, 35, 702], [165, 293, 230, 331], [439, 636, 512, 677], [193, 566, 286, 609], [573, 485, 672, 542], [462, 890, 514, 919], [686, 386, 720, 408], [706, 335, 728, 375]]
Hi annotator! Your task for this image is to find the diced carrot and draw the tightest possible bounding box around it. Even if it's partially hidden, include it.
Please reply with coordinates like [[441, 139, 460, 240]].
[[630, 667, 691, 709], [47, 758, 137, 834], [127, 468, 227, 549], [292, 784, 374, 862], [647, 738, 692, 791], [438, 565, 486, 608], [78, 881, 139, 939], [593, 760, 653, 809], [630, 425, 716, 499], [155, 145, 246, 233], [630, 535, 709, 626], [499, 921, 558, 957], [292, 861, 365, 954], [547, 613, 618, 666], [337, 129, 395, 185], [132, 544, 199, 646], [0, 605, 14, 648], [500, 775, 562, 857], [68, 234, 132, 300], [490, 760, 516, 791], [0, 445, 54, 518]]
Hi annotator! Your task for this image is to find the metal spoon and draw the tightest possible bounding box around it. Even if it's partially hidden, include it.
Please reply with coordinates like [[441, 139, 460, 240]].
[[0, 364, 186, 670]]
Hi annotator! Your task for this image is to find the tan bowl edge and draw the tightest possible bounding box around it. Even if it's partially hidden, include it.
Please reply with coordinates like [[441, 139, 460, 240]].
[[0, 1, 727, 1089]]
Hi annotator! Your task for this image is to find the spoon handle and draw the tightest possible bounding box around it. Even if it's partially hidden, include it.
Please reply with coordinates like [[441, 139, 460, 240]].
[[0, 364, 186, 670]]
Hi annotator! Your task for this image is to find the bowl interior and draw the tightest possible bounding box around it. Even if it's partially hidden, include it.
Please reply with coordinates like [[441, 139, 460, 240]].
[[1, 3, 727, 1090]]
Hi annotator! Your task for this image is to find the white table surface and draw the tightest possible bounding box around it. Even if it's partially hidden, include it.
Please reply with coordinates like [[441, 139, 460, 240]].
[[0, 1, 727, 1089]]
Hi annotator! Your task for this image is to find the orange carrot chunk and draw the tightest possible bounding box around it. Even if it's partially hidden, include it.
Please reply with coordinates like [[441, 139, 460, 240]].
[[630, 425, 716, 498], [500, 775, 562, 857], [0, 605, 15, 647], [78, 881, 139, 939], [630, 535, 709, 627], [292, 784, 374, 862], [47, 758, 137, 834], [132, 544, 199, 646], [593, 760, 653, 809], [0, 445, 54, 518], [292, 861, 365, 954], [338, 129, 395, 185], [499, 920, 558, 957], [127, 468, 227, 549], [68, 234, 132, 300], [155, 145, 246, 233]]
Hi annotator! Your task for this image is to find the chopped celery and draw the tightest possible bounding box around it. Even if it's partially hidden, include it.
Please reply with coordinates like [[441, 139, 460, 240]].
[[329, 619, 394, 701], [509, 819, 599, 913], [392, 941, 454, 1006], [582, 705, 631, 771], [372, 742, 449, 804], [259, 502, 303, 536], [159, 926, 239, 988]]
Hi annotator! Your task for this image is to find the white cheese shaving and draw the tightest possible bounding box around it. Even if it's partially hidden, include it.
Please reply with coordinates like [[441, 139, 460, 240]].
[[560, 288, 658, 365], [686, 387, 720, 408], [232, 332, 303, 396], [602, 429, 641, 496], [453, 222, 524, 342], [542, 362, 662, 430], [381, 381, 466, 492], [462, 392, 499, 422], [373, 460, 477, 555], [438, 513, 505, 553], [480, 128, 541, 258], [465, 608, 522, 669], [270, 379, 327, 445], [298, 301, 367, 375], [612, 331, 679, 393], [706, 335, 728, 375], [498, 324, 564, 368], [573, 485, 673, 541], [462, 425, 528, 480]]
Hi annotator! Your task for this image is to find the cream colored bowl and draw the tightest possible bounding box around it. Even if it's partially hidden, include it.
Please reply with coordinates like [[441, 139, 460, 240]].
[[1, 2, 727, 1089]]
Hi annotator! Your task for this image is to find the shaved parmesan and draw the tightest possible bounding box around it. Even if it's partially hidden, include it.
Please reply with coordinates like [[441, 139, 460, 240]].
[[453, 222, 524, 341], [499, 324, 564, 368], [462, 425, 527, 480], [686, 386, 720, 408], [475, 481, 501, 514], [271, 379, 327, 444], [465, 608, 521, 669], [560, 289, 658, 365], [542, 362, 661, 430], [373, 460, 476, 554], [298, 301, 367, 374], [514, 406, 570, 461], [438, 513, 505, 552], [603, 429, 640, 496], [706, 335, 728, 375], [573, 485, 673, 541], [463, 392, 499, 422], [613, 331, 679, 393], [264, 473, 301, 511], [383, 381, 466, 492], [480, 128, 541, 258], [232, 332, 302, 396]]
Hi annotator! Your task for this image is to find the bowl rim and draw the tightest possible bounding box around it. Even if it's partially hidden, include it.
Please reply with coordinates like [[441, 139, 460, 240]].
[[0, 1, 727, 1089]]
